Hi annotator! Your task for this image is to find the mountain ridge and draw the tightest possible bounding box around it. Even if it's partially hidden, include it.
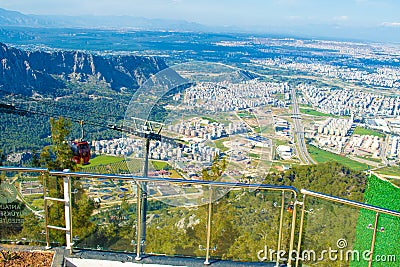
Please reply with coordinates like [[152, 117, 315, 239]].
[[0, 7, 208, 32], [0, 42, 168, 95]]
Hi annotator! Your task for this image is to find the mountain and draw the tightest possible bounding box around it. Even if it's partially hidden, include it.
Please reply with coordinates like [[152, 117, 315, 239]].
[[0, 8, 55, 27], [0, 42, 168, 95], [2, 8, 399, 43], [0, 8, 207, 32]]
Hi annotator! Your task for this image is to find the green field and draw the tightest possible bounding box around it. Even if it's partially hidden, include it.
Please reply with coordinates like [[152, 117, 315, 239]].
[[253, 126, 269, 134], [375, 166, 400, 176], [201, 116, 218, 123], [274, 139, 288, 146], [214, 138, 229, 152], [248, 153, 261, 159], [237, 111, 256, 119], [81, 156, 141, 174], [356, 155, 382, 163], [151, 160, 169, 170], [80, 156, 181, 177], [81, 155, 125, 168], [308, 145, 369, 171], [353, 126, 385, 138], [351, 175, 400, 267], [299, 107, 331, 117]]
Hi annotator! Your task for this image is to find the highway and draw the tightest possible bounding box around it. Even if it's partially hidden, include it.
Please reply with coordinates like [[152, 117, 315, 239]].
[[291, 86, 316, 165]]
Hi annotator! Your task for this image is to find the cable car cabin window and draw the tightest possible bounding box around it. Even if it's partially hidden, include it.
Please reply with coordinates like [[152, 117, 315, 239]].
[[71, 143, 79, 155]]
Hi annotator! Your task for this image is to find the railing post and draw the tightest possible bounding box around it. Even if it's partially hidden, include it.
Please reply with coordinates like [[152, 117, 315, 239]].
[[295, 195, 306, 267], [368, 212, 380, 267], [69, 174, 73, 253], [287, 195, 298, 267], [135, 182, 142, 261], [43, 173, 51, 250], [63, 174, 72, 252], [276, 191, 285, 267], [204, 186, 213, 265], [138, 138, 149, 257]]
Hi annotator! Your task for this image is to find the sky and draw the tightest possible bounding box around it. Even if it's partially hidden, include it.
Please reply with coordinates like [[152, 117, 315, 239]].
[[0, 0, 399, 41]]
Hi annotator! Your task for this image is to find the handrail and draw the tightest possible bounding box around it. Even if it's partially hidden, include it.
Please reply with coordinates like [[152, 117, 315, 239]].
[[0, 166, 48, 172], [5, 166, 400, 218], [301, 189, 400, 217], [3, 165, 399, 218], [0, 165, 299, 266], [51, 171, 299, 194], [3, 165, 400, 267], [0, 166, 299, 196]]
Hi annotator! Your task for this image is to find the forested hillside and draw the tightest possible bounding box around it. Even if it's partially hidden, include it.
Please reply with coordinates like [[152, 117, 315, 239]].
[[0, 43, 169, 155], [266, 162, 367, 201]]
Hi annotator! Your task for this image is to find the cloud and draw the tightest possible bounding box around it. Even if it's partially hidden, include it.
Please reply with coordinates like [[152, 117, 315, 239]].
[[354, 0, 372, 4], [334, 15, 348, 21], [287, 15, 302, 20], [381, 22, 400, 28]]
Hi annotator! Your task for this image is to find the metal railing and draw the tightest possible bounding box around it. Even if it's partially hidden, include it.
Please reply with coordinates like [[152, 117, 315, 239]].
[[0, 166, 298, 266], [1, 166, 400, 267]]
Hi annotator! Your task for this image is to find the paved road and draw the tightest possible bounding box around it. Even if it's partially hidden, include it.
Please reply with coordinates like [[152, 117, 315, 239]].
[[291, 86, 316, 165], [347, 155, 381, 168], [380, 135, 390, 166]]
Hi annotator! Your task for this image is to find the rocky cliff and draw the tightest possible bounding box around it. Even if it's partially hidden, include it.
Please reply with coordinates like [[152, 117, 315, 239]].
[[0, 42, 167, 95]]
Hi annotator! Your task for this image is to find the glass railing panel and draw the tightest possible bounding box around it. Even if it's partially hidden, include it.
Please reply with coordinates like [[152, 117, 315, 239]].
[[72, 176, 137, 253], [210, 189, 294, 264], [0, 170, 47, 245], [300, 197, 360, 267], [45, 174, 66, 247], [144, 182, 208, 258]]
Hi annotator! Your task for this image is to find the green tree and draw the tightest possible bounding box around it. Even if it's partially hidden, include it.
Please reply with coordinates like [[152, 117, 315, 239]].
[[40, 117, 76, 171], [0, 149, 5, 166], [38, 117, 95, 245], [202, 155, 226, 181], [31, 149, 41, 167]]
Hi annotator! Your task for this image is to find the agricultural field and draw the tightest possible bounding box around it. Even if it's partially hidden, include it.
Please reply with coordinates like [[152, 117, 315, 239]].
[[80, 155, 180, 178], [81, 156, 137, 174], [81, 155, 125, 168]]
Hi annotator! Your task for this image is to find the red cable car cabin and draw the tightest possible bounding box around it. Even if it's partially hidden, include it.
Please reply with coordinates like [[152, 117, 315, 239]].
[[70, 141, 91, 164]]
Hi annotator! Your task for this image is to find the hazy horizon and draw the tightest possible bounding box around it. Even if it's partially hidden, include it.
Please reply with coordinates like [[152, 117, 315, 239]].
[[0, 1, 400, 43]]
